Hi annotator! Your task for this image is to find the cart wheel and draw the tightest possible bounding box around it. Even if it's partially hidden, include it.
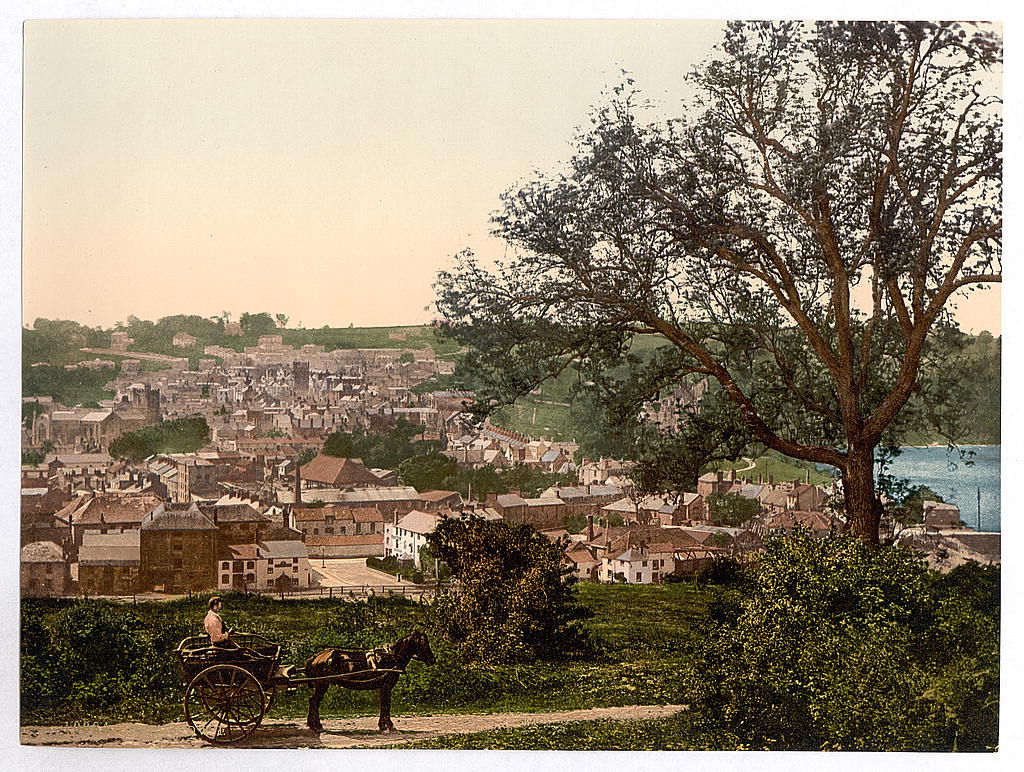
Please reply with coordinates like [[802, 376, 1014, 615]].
[[184, 664, 267, 745]]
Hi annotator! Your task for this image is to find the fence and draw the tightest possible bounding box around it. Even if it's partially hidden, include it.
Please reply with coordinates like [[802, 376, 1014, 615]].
[[250, 583, 449, 600]]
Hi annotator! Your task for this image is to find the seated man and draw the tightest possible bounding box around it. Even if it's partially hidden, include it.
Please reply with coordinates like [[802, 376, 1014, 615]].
[[204, 596, 239, 649]]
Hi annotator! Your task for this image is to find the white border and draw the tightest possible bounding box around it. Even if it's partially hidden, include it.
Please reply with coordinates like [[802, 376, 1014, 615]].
[[3, 3, 1019, 772]]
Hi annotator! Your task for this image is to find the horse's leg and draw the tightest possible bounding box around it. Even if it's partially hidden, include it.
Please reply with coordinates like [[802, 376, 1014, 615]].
[[379, 679, 396, 732], [307, 684, 328, 734]]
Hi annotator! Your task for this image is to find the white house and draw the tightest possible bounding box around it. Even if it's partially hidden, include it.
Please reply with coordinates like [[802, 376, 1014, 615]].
[[217, 540, 312, 591], [384, 510, 439, 567], [599, 542, 675, 584]]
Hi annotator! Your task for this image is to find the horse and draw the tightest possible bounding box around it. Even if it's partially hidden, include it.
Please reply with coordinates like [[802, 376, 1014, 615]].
[[304, 630, 436, 734]]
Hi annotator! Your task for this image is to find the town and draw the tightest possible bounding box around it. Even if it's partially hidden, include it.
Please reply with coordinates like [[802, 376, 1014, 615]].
[[20, 323, 998, 599]]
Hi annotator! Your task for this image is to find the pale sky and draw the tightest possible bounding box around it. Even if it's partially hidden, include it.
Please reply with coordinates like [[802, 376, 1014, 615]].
[[21, 17, 1001, 334]]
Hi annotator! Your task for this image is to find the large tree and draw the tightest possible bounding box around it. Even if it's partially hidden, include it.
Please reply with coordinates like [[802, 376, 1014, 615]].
[[436, 21, 1001, 545]]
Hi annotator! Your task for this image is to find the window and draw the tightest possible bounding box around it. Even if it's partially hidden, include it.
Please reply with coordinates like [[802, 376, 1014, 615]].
[[247, 561, 254, 569], [221, 561, 230, 570], [267, 565, 273, 573], [635, 573, 642, 582], [221, 574, 229, 584], [292, 557, 298, 564], [325, 527, 334, 535]]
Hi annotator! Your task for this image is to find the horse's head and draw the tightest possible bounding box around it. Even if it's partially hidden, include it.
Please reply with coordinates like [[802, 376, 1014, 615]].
[[405, 630, 436, 666]]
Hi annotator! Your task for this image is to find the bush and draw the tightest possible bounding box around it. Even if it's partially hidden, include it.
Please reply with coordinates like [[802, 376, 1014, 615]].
[[693, 555, 748, 587], [366, 555, 401, 575], [428, 516, 594, 664], [683, 533, 999, 751]]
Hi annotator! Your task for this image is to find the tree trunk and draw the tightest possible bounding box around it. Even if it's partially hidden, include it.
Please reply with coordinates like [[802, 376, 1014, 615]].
[[841, 444, 880, 547]]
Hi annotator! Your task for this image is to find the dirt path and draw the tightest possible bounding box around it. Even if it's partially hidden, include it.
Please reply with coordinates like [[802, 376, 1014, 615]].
[[20, 704, 685, 749]]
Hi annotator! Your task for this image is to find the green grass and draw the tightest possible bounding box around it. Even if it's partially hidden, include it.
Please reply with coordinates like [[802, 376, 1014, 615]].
[[704, 451, 835, 486], [380, 715, 700, 750], [22, 365, 117, 408], [492, 399, 575, 442], [21, 581, 722, 726]]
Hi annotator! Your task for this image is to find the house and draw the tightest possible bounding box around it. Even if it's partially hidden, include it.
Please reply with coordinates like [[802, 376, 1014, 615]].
[[577, 457, 634, 486], [384, 510, 440, 566], [139, 501, 219, 592], [152, 454, 219, 502], [217, 544, 260, 591], [259, 541, 313, 590], [418, 490, 464, 512], [489, 493, 527, 521], [564, 542, 600, 582], [292, 505, 385, 538], [521, 497, 568, 528], [78, 532, 141, 595], [280, 486, 422, 518], [173, 332, 198, 348], [541, 484, 623, 517], [216, 541, 313, 591], [923, 500, 962, 529], [697, 469, 737, 498], [62, 492, 162, 550], [656, 492, 707, 525], [305, 533, 386, 559], [787, 483, 830, 513], [48, 453, 115, 490], [762, 509, 837, 537], [599, 541, 676, 584], [202, 496, 274, 546], [21, 541, 70, 597], [299, 455, 382, 489]]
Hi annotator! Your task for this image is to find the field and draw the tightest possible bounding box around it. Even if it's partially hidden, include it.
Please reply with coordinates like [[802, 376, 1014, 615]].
[[20, 582, 724, 727]]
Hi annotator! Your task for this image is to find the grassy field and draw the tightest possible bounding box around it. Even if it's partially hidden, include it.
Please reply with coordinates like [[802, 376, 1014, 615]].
[[384, 715, 695, 750], [705, 451, 835, 486], [20, 582, 723, 727]]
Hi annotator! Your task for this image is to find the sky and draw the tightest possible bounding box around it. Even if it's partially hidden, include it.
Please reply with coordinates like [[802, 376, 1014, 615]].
[[20, 16, 1002, 334]]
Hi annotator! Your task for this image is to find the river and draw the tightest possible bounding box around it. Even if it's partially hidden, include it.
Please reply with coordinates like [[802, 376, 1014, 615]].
[[882, 445, 1001, 532]]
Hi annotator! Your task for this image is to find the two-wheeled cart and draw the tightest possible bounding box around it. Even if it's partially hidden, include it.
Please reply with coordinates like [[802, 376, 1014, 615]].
[[175, 633, 404, 745]]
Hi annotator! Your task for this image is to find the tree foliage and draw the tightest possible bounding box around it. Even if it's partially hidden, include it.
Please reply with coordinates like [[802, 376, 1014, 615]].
[[436, 21, 1002, 544], [428, 516, 592, 663], [322, 420, 439, 469], [397, 451, 459, 492], [108, 416, 210, 462], [706, 492, 762, 527], [684, 533, 999, 750]]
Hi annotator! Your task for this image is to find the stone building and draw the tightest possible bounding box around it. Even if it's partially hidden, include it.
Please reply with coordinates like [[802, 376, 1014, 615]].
[[139, 501, 218, 592], [21, 541, 70, 597], [173, 332, 198, 348], [78, 532, 141, 595]]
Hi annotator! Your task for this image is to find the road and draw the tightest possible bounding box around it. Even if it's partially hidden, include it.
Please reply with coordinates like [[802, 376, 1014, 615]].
[[20, 704, 686, 749], [309, 557, 416, 588]]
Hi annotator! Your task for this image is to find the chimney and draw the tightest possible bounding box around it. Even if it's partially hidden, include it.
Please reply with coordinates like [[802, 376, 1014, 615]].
[[587, 514, 595, 542], [716, 470, 723, 483], [294, 460, 302, 505]]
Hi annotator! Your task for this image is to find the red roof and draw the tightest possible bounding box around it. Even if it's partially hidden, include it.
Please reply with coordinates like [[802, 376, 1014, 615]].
[[419, 490, 460, 502], [300, 455, 382, 487]]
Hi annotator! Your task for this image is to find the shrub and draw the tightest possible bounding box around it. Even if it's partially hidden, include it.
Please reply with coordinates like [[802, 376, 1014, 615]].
[[683, 532, 999, 751], [428, 516, 593, 664]]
